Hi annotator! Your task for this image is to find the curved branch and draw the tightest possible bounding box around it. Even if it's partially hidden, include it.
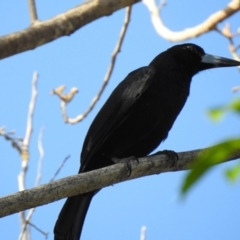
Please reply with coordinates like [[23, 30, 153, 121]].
[[143, 0, 240, 42], [62, 6, 132, 124], [0, 0, 140, 60], [0, 145, 239, 217]]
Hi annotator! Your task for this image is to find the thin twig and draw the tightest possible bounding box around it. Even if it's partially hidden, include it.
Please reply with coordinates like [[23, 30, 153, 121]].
[[140, 226, 147, 240], [19, 152, 69, 239], [18, 126, 45, 240], [27, 0, 38, 24], [232, 86, 240, 92], [22, 72, 38, 149], [158, 0, 166, 11], [50, 155, 71, 182], [61, 101, 68, 123], [216, 24, 240, 71], [0, 127, 22, 154], [18, 72, 38, 189], [18, 208, 34, 240], [229, 41, 240, 63], [35, 126, 45, 186], [230, 54, 239, 90], [18, 72, 38, 240], [27, 221, 48, 238], [60, 6, 132, 124]]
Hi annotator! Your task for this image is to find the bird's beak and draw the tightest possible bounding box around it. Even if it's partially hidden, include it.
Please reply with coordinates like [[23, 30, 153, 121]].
[[201, 54, 240, 68]]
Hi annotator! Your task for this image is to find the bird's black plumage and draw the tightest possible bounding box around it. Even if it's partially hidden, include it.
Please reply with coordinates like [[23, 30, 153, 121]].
[[54, 44, 240, 240]]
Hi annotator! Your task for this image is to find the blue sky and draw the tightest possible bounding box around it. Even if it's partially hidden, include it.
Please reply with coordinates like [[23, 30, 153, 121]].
[[0, 1, 240, 239]]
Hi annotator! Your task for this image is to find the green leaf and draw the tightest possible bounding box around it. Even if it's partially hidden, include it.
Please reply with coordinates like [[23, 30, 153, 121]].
[[230, 99, 240, 114], [207, 98, 240, 122], [207, 107, 225, 121], [181, 138, 240, 196], [225, 163, 240, 182]]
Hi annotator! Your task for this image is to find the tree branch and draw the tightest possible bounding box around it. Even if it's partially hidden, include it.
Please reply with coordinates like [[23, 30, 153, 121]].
[[21, 72, 38, 160], [18, 126, 45, 240], [0, 127, 22, 154], [18, 72, 38, 240], [1, 145, 239, 217], [140, 226, 147, 240], [50, 155, 71, 182], [215, 23, 240, 72], [143, 0, 240, 42], [27, 0, 38, 24], [0, 0, 140, 60], [60, 6, 132, 124]]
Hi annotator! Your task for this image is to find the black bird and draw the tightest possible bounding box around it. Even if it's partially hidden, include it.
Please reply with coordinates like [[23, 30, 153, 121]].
[[54, 44, 240, 240]]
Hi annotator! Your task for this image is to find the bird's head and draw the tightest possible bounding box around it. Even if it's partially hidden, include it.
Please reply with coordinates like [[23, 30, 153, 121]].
[[150, 43, 240, 76]]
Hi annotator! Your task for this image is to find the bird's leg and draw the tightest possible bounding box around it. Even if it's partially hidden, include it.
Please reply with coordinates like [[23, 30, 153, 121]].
[[112, 156, 138, 176], [151, 150, 179, 167]]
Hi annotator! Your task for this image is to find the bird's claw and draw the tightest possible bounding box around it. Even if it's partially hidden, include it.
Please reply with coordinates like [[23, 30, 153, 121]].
[[112, 156, 138, 176], [152, 150, 178, 167]]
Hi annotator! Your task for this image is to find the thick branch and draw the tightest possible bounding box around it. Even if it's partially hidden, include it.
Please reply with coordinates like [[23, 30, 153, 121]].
[[143, 0, 240, 42], [0, 0, 140, 60], [0, 146, 239, 217]]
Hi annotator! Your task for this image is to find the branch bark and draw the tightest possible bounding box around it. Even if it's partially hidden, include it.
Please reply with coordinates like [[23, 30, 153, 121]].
[[0, 145, 239, 218], [0, 0, 140, 60]]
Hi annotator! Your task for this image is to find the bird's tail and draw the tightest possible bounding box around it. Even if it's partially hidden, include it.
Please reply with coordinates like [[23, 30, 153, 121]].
[[54, 192, 94, 240]]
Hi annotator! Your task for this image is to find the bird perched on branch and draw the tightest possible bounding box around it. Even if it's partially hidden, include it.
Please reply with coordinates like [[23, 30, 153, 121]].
[[54, 43, 240, 240]]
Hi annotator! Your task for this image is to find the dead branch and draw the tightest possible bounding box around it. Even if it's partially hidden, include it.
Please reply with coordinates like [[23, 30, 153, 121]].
[[26, 221, 48, 238], [35, 126, 45, 187], [18, 126, 45, 240], [143, 0, 240, 42], [57, 6, 132, 124], [215, 23, 240, 72], [50, 155, 71, 182], [18, 72, 38, 240], [140, 226, 147, 240], [0, 127, 22, 154]]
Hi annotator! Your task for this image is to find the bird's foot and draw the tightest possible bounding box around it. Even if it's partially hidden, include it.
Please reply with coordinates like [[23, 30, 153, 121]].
[[152, 150, 178, 167], [112, 156, 138, 176]]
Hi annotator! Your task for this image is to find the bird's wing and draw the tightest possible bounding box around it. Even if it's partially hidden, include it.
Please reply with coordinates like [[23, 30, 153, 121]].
[[80, 66, 156, 170]]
